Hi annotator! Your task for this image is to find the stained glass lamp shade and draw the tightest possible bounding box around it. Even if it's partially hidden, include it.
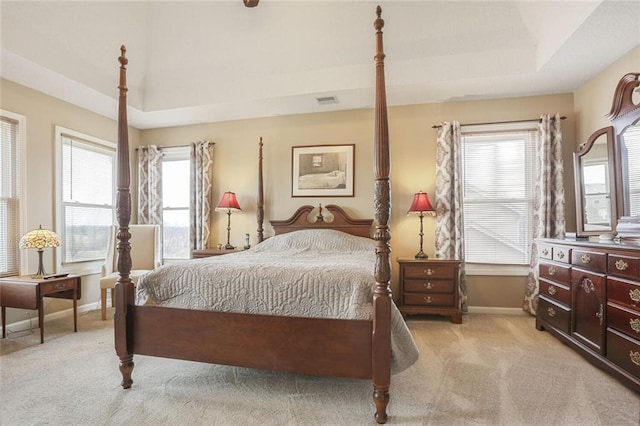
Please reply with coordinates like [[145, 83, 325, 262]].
[[19, 225, 61, 278]]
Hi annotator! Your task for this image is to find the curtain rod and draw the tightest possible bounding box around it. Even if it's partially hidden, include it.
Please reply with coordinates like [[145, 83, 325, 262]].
[[135, 142, 215, 151], [431, 116, 566, 129]]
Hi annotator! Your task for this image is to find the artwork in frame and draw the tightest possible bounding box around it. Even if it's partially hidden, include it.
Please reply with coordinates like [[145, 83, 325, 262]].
[[291, 144, 355, 197]]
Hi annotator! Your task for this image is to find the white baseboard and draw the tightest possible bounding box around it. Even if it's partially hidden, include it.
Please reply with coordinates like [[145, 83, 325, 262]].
[[467, 306, 529, 316], [1, 302, 100, 335]]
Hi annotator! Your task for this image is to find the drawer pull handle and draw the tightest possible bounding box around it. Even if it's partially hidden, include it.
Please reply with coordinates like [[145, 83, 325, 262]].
[[581, 254, 591, 264], [53, 283, 67, 290], [631, 351, 640, 367], [424, 296, 433, 304], [547, 307, 556, 318], [629, 289, 640, 303], [547, 285, 557, 296], [424, 269, 434, 276], [548, 266, 557, 276], [424, 282, 433, 290], [615, 259, 629, 271], [542, 248, 549, 256], [581, 278, 595, 294], [595, 304, 604, 325], [556, 251, 565, 259], [630, 318, 640, 333]]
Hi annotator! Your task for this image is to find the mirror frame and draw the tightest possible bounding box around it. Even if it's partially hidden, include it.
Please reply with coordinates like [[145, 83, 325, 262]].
[[607, 72, 640, 238], [574, 126, 616, 236]]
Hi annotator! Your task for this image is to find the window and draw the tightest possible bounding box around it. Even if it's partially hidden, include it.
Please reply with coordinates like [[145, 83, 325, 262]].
[[56, 126, 115, 272], [161, 147, 190, 261], [461, 123, 537, 268], [0, 111, 25, 277]]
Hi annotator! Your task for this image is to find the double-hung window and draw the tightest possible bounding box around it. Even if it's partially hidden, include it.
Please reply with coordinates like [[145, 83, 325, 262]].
[[0, 111, 25, 277], [461, 123, 537, 273], [56, 126, 115, 273], [161, 147, 191, 261]]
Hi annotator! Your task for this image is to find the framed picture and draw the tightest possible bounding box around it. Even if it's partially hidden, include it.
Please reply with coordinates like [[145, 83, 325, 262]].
[[291, 144, 355, 197]]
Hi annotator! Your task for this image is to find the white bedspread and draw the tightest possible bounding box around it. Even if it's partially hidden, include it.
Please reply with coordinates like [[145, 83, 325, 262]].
[[136, 229, 419, 374]]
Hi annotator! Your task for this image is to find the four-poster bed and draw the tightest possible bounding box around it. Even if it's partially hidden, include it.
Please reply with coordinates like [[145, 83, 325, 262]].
[[113, 7, 405, 423]]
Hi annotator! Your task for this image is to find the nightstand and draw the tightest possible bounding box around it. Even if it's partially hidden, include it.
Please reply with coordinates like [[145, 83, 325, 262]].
[[191, 248, 246, 258], [397, 259, 462, 324], [0, 274, 81, 343]]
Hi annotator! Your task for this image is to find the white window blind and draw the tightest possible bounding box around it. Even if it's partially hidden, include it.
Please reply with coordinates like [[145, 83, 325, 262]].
[[623, 125, 640, 216], [0, 114, 22, 277], [461, 127, 537, 265], [162, 147, 190, 261], [59, 130, 115, 266]]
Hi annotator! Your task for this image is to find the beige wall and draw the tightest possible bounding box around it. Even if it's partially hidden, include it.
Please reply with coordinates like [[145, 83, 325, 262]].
[[1, 79, 140, 326], [2, 45, 636, 329], [141, 93, 576, 309]]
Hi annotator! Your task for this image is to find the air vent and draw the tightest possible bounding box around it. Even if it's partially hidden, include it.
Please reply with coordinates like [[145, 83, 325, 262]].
[[316, 96, 339, 105]]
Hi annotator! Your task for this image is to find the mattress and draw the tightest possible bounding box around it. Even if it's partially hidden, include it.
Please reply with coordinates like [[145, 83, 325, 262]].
[[136, 229, 419, 374]]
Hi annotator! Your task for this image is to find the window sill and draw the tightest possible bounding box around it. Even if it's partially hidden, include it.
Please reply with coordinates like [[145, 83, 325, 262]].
[[464, 263, 530, 277]]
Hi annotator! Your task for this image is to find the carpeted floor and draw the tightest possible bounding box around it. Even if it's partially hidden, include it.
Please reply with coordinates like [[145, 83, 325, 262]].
[[1, 309, 638, 425]]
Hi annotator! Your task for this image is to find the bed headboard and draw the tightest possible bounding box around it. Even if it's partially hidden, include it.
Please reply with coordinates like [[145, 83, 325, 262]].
[[270, 204, 373, 238]]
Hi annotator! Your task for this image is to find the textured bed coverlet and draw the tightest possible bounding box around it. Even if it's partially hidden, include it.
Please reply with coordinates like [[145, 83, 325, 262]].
[[136, 229, 419, 374]]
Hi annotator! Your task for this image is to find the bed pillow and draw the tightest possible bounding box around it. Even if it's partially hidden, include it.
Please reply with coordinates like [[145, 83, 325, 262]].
[[255, 229, 374, 253]]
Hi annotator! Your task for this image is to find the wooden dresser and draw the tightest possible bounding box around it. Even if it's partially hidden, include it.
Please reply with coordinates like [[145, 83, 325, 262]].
[[536, 238, 640, 392], [397, 259, 462, 323]]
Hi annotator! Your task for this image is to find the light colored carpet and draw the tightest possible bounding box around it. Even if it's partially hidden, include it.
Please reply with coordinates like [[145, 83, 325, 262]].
[[1, 309, 638, 425]]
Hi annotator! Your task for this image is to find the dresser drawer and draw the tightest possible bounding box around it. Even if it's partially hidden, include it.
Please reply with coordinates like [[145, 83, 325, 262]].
[[606, 328, 640, 379], [404, 293, 454, 307], [539, 278, 571, 307], [571, 249, 607, 273], [404, 279, 453, 294], [539, 262, 570, 283], [552, 246, 571, 264], [607, 303, 640, 340], [538, 296, 571, 334], [538, 243, 553, 260], [608, 276, 640, 310], [608, 254, 640, 280], [402, 263, 456, 279]]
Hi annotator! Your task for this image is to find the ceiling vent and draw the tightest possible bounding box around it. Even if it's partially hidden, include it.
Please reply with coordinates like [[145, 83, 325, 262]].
[[316, 96, 339, 105]]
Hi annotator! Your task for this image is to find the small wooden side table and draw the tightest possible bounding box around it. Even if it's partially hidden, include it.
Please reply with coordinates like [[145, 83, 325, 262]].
[[397, 259, 462, 324], [0, 275, 81, 343], [191, 248, 246, 258]]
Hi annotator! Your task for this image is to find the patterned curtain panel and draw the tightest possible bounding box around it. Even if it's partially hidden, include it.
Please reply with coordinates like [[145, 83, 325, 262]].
[[137, 145, 163, 224], [190, 141, 215, 251], [523, 113, 566, 315], [435, 121, 468, 312]]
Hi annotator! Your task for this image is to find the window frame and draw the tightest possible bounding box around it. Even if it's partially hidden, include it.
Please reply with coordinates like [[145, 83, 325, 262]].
[[460, 121, 538, 277], [0, 110, 27, 277], [54, 125, 116, 275], [160, 146, 191, 262]]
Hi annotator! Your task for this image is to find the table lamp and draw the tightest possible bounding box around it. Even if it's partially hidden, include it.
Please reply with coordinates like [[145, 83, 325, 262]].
[[215, 191, 242, 249], [19, 225, 61, 278], [407, 191, 435, 259]]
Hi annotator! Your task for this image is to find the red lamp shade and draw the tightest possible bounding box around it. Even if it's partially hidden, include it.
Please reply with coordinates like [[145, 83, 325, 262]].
[[215, 192, 242, 212], [407, 191, 435, 215]]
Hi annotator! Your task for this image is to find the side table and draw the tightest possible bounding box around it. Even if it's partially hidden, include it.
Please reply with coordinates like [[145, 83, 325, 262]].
[[397, 259, 462, 324], [0, 275, 81, 343]]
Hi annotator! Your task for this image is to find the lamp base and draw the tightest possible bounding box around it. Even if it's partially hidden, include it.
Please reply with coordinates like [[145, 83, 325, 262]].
[[224, 243, 235, 250], [414, 251, 428, 260], [31, 249, 48, 278]]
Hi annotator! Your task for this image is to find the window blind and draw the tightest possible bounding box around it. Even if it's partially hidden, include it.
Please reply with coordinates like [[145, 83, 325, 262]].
[[461, 129, 537, 264], [0, 115, 21, 277]]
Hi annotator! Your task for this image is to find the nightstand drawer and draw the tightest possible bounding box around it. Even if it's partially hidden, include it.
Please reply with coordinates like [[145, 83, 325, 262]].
[[404, 279, 453, 294], [40, 278, 75, 294], [404, 293, 454, 307], [402, 263, 456, 279]]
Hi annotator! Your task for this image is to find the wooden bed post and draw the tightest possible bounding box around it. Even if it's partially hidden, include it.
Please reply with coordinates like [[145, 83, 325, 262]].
[[257, 137, 264, 243], [372, 6, 392, 424], [114, 45, 135, 389]]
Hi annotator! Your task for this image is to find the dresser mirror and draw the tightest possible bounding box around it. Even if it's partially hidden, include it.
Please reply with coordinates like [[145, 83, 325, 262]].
[[574, 126, 616, 236], [608, 72, 640, 238]]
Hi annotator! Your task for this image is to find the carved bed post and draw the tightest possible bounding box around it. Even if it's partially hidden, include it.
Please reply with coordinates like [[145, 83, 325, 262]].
[[372, 6, 392, 424], [257, 137, 264, 243], [114, 45, 135, 389]]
